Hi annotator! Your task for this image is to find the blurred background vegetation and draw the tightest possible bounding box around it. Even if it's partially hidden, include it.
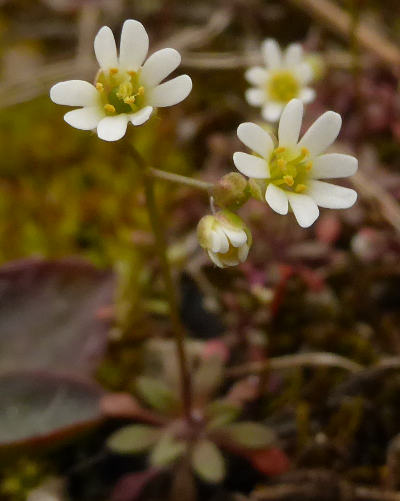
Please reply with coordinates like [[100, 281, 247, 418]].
[[3, 1, 400, 500]]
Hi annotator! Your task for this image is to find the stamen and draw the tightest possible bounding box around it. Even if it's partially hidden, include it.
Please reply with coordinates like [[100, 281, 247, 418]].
[[276, 147, 286, 154], [128, 70, 136, 76], [137, 86, 145, 96], [283, 175, 294, 187], [124, 96, 136, 104], [96, 82, 104, 92], [277, 159, 286, 170], [295, 184, 307, 193], [110, 68, 119, 75], [104, 104, 116, 113], [301, 147, 309, 156], [305, 162, 312, 171]]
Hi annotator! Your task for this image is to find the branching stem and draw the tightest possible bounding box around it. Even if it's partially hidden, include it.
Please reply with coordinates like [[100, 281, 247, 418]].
[[129, 144, 193, 423]]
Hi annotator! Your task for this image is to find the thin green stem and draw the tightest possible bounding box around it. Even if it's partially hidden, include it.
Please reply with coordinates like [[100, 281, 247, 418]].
[[129, 144, 193, 422], [147, 166, 213, 191]]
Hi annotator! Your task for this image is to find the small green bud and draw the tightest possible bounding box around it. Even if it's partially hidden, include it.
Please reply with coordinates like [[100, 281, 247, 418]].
[[213, 172, 249, 210], [248, 178, 266, 201], [197, 210, 252, 268]]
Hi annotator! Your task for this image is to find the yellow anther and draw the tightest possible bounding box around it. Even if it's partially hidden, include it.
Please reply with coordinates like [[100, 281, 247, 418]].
[[295, 184, 307, 193], [301, 147, 309, 156], [277, 158, 286, 170], [96, 82, 104, 92], [128, 70, 136, 76], [137, 86, 145, 96], [124, 96, 136, 104], [276, 147, 286, 153], [305, 162, 312, 171], [104, 104, 116, 113], [109, 68, 119, 74], [283, 175, 294, 187]]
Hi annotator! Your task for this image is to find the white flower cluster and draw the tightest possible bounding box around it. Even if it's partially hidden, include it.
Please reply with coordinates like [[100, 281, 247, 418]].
[[50, 22, 358, 268]]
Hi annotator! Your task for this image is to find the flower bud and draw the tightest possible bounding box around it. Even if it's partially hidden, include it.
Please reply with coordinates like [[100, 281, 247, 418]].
[[197, 210, 252, 268], [213, 172, 249, 210]]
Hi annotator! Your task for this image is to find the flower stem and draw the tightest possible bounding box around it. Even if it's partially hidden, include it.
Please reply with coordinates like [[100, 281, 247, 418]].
[[147, 166, 213, 192], [129, 144, 193, 422]]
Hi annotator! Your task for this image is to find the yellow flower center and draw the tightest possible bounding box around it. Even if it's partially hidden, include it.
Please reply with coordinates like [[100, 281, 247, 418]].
[[267, 70, 300, 103], [95, 68, 146, 115], [268, 146, 312, 193]]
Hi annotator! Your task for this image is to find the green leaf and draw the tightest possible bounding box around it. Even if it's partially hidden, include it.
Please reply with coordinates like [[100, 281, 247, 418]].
[[191, 439, 226, 484], [136, 377, 178, 414], [150, 433, 187, 467], [206, 400, 241, 429], [221, 422, 276, 449], [193, 356, 224, 401], [107, 424, 161, 454]]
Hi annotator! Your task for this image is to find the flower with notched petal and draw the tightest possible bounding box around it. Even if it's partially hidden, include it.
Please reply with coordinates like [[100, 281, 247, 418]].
[[233, 99, 358, 228], [245, 39, 315, 122], [50, 20, 192, 141]]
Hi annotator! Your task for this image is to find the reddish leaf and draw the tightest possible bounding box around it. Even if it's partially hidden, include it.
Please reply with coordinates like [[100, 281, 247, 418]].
[[0, 258, 114, 377], [249, 447, 290, 477], [111, 469, 161, 501], [0, 371, 104, 451]]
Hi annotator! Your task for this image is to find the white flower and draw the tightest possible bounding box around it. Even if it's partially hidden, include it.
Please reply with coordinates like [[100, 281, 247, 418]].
[[233, 99, 358, 228], [197, 211, 252, 268], [245, 39, 315, 122], [50, 19, 192, 141]]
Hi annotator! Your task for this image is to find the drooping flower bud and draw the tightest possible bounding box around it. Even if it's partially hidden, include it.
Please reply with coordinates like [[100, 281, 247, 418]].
[[213, 172, 249, 210], [197, 210, 252, 268]]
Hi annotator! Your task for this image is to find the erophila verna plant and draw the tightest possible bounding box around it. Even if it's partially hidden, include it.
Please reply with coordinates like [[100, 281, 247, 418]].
[[50, 18, 358, 486]]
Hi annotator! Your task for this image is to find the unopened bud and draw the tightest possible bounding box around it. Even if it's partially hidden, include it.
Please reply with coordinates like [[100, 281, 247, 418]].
[[197, 210, 252, 268], [213, 172, 249, 210]]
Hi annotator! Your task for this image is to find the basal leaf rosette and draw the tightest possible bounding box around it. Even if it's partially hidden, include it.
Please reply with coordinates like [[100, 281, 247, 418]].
[[197, 210, 252, 268], [245, 39, 315, 122], [233, 99, 358, 228], [50, 20, 192, 141]]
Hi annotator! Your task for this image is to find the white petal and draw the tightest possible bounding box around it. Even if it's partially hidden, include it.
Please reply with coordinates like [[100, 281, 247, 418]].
[[312, 153, 358, 179], [278, 99, 303, 147], [295, 62, 314, 84], [308, 180, 357, 209], [50, 80, 98, 107], [299, 87, 316, 104], [140, 48, 181, 87], [261, 39, 282, 69], [287, 193, 319, 228], [94, 26, 118, 70], [64, 106, 103, 130], [233, 152, 269, 179], [237, 122, 274, 158], [245, 88, 265, 106], [245, 67, 269, 86], [210, 229, 229, 253], [262, 102, 283, 122], [119, 19, 149, 71], [284, 43, 303, 67], [130, 106, 153, 125], [223, 228, 247, 247], [148, 75, 192, 107], [299, 111, 342, 157], [265, 184, 289, 215], [208, 251, 224, 268], [97, 114, 128, 142], [238, 244, 249, 263]]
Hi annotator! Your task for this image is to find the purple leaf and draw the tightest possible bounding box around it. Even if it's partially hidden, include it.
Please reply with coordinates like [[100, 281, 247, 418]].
[[0, 258, 115, 377], [0, 371, 105, 450]]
